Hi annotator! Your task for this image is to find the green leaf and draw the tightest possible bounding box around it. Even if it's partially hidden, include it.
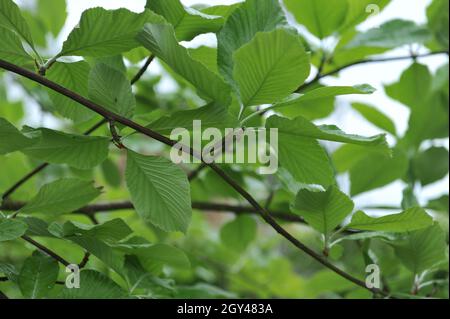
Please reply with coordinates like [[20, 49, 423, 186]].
[[413, 147, 449, 186], [342, 0, 391, 31], [220, 215, 257, 253], [427, 0, 449, 49], [88, 63, 135, 118], [350, 148, 409, 196], [18, 178, 101, 216], [346, 19, 431, 49], [61, 219, 133, 244], [149, 103, 239, 135], [19, 252, 59, 299], [351, 102, 397, 136], [46, 61, 94, 122], [0, 218, 27, 242], [284, 0, 348, 39], [0, 0, 35, 50], [347, 208, 433, 232], [333, 144, 387, 173], [101, 159, 122, 188], [145, 0, 224, 41], [217, 0, 288, 86], [137, 22, 231, 106], [233, 28, 310, 106], [0, 263, 19, 283], [35, 0, 67, 38], [59, 270, 128, 299], [385, 63, 431, 110], [189, 46, 219, 74], [22, 128, 110, 169], [291, 186, 354, 235], [393, 224, 447, 275], [0, 27, 33, 67], [266, 115, 388, 149], [58, 8, 163, 58], [125, 150, 192, 233], [0, 117, 36, 155], [272, 84, 376, 115]]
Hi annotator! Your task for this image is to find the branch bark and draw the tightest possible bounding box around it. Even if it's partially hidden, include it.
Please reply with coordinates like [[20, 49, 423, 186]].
[[0, 58, 387, 296]]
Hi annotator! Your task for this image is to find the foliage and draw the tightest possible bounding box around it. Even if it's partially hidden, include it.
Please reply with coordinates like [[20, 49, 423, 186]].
[[0, 0, 448, 299]]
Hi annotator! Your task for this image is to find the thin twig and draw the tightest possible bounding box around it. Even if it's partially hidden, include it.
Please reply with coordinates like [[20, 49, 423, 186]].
[[0, 58, 390, 296], [21, 235, 70, 267]]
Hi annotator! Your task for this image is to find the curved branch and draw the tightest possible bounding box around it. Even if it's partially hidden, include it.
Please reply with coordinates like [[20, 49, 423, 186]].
[[0, 59, 387, 296], [21, 236, 70, 267], [1, 56, 155, 202], [296, 50, 448, 92]]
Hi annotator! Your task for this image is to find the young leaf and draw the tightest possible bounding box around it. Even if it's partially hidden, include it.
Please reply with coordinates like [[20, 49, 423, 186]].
[[342, 0, 391, 31], [217, 0, 288, 86], [393, 224, 447, 275], [413, 147, 449, 186], [347, 208, 433, 232], [19, 252, 59, 299], [284, 0, 348, 39], [0, 0, 35, 51], [125, 150, 192, 233], [0, 218, 28, 242], [350, 148, 409, 196], [291, 186, 354, 236], [352, 102, 397, 136], [347, 19, 431, 49], [0, 27, 33, 67], [146, 0, 224, 41], [59, 270, 128, 299], [233, 28, 310, 106], [18, 179, 102, 216], [0, 117, 36, 155], [46, 61, 94, 122], [22, 128, 110, 169], [58, 8, 163, 58], [220, 215, 257, 253], [88, 63, 135, 118], [61, 219, 133, 244], [427, 0, 449, 49], [137, 22, 231, 106]]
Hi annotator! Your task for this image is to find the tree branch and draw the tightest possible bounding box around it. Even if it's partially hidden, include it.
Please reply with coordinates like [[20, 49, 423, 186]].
[[21, 235, 70, 267], [1, 56, 155, 202], [0, 58, 388, 296], [296, 50, 448, 92]]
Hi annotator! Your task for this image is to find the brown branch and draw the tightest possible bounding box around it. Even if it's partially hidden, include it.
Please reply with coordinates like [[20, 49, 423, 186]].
[[0, 58, 388, 296], [296, 50, 448, 92], [21, 235, 70, 267], [1, 55, 154, 202]]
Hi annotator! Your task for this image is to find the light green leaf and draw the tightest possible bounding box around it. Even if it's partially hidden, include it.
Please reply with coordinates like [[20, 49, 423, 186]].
[[36, 0, 67, 37], [217, 0, 288, 86], [233, 28, 310, 106], [292, 186, 354, 235], [413, 147, 449, 186], [125, 150, 192, 233], [284, 0, 348, 39], [385, 63, 431, 110], [352, 103, 397, 136], [19, 252, 59, 299], [346, 19, 431, 49], [189, 46, 218, 74], [137, 22, 231, 106], [88, 63, 135, 118], [58, 8, 163, 58], [46, 61, 94, 122], [0, 0, 35, 50], [342, 0, 391, 31], [18, 178, 101, 216], [136, 244, 190, 274], [427, 195, 449, 213], [149, 103, 239, 135], [347, 208, 433, 232], [0, 117, 36, 155], [0, 27, 33, 67], [266, 115, 388, 149], [427, 0, 449, 49], [59, 270, 128, 299], [393, 224, 447, 275], [350, 148, 409, 196], [146, 0, 224, 41], [220, 215, 257, 253], [332, 144, 387, 173], [101, 159, 122, 188], [22, 128, 110, 169], [0, 218, 28, 242]]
